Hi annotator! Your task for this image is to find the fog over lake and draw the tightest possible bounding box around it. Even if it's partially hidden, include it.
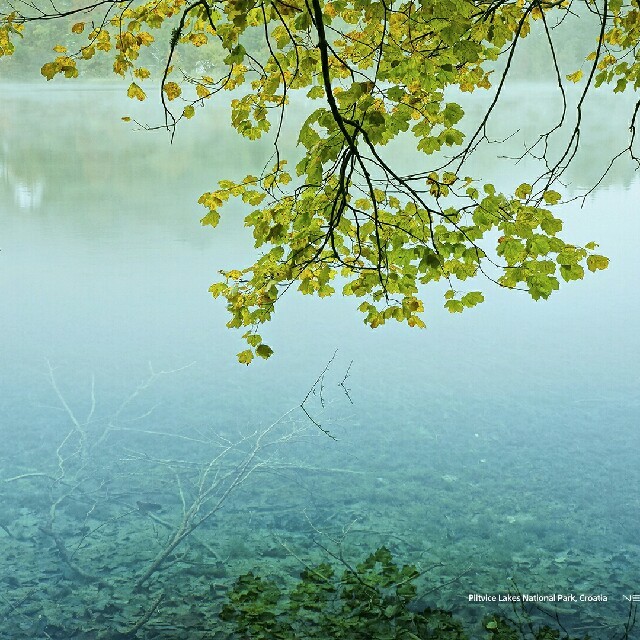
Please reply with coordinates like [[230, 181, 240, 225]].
[[1, 81, 638, 638]]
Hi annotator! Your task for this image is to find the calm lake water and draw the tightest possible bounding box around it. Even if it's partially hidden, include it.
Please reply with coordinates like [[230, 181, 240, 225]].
[[1, 82, 638, 639]]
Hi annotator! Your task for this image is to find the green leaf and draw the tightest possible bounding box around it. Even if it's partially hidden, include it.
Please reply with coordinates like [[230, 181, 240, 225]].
[[442, 102, 464, 126], [444, 299, 464, 313], [586, 254, 609, 272], [224, 44, 246, 65], [461, 291, 484, 308], [560, 263, 584, 282], [367, 110, 385, 126], [256, 344, 274, 359], [500, 238, 526, 264], [244, 333, 262, 347], [540, 214, 563, 234], [542, 190, 562, 205], [515, 183, 532, 199]]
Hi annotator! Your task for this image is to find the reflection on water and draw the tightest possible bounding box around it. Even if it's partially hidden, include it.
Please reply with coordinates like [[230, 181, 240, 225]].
[[14, 180, 43, 209], [1, 161, 43, 210], [0, 82, 639, 638]]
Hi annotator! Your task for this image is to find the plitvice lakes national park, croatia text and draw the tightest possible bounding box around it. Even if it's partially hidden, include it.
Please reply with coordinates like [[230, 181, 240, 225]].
[[468, 593, 610, 603], [1, 0, 639, 639]]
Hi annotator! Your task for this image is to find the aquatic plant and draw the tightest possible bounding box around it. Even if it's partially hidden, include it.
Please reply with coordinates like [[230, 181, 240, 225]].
[[221, 545, 461, 639], [221, 546, 636, 640]]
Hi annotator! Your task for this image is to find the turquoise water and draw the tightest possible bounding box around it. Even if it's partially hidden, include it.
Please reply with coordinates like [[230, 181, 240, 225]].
[[1, 83, 638, 638]]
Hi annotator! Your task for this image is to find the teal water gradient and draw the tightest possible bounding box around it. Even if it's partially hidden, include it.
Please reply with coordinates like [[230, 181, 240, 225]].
[[0, 83, 638, 638]]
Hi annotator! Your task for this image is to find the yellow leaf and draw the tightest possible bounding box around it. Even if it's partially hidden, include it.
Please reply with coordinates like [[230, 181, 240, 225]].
[[127, 82, 146, 101], [137, 31, 154, 46], [63, 69, 78, 78], [196, 84, 210, 99], [71, 22, 85, 34], [198, 192, 224, 210], [163, 81, 181, 101], [40, 62, 59, 80], [209, 283, 226, 297], [52, 45, 67, 53], [566, 70, 583, 83], [81, 45, 95, 60], [134, 67, 150, 79], [189, 33, 208, 47], [183, 105, 195, 119], [237, 350, 254, 365], [201, 211, 220, 227], [121, 116, 131, 122], [113, 57, 130, 76]]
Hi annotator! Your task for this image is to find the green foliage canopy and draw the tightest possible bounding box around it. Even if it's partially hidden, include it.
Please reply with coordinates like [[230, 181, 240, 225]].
[[2, 0, 636, 362]]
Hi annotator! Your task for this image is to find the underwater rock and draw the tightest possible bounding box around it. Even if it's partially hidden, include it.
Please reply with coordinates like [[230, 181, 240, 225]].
[[136, 501, 163, 514], [261, 545, 288, 559]]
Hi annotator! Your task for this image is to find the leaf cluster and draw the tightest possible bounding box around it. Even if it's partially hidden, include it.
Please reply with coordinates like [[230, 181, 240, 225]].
[[1, 0, 628, 363], [220, 546, 603, 640], [220, 546, 467, 639]]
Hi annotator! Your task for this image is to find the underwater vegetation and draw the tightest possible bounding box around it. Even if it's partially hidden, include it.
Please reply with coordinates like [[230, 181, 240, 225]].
[[0, 364, 331, 638], [0, 364, 638, 639], [221, 546, 636, 640]]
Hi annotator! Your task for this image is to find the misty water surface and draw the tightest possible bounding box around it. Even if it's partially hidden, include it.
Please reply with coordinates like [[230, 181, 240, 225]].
[[1, 82, 638, 636]]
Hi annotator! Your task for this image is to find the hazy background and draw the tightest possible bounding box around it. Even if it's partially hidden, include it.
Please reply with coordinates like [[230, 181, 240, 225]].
[[1, 41, 639, 634]]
